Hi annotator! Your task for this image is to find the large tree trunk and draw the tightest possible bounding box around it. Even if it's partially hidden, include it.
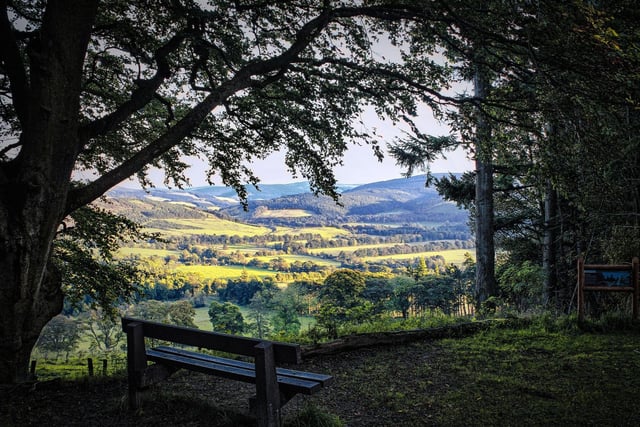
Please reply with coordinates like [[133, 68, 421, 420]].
[[0, 0, 98, 383], [473, 66, 497, 308]]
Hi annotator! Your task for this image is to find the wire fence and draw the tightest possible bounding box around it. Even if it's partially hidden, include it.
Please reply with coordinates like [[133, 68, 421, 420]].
[[30, 354, 127, 381]]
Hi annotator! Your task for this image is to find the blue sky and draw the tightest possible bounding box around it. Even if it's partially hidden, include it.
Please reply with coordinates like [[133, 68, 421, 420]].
[[124, 104, 473, 188]]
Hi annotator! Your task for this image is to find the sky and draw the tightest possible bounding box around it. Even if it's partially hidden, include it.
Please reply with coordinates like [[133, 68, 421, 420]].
[[243, 113, 471, 185], [119, 38, 475, 189], [124, 105, 473, 189]]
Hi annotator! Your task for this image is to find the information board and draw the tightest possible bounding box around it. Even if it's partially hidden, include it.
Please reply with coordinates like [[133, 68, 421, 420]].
[[577, 257, 639, 321]]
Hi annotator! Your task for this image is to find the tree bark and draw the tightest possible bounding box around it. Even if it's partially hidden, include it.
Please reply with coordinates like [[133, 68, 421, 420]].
[[543, 180, 558, 306], [0, 0, 98, 383], [473, 65, 497, 308]]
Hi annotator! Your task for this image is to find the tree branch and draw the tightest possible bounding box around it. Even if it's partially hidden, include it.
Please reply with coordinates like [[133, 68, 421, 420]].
[[0, 0, 30, 125], [67, 7, 338, 213], [79, 31, 188, 142]]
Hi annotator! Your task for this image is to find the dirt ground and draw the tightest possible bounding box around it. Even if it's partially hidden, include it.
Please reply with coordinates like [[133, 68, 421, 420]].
[[0, 340, 444, 426]]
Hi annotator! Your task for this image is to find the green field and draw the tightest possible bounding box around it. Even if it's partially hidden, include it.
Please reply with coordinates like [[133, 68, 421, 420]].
[[250, 254, 340, 267], [175, 264, 280, 280], [143, 217, 271, 237], [117, 247, 179, 258], [270, 225, 351, 239], [307, 242, 410, 255], [363, 248, 473, 265]]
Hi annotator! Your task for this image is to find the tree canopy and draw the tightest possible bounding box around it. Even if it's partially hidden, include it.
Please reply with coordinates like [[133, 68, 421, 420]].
[[0, 0, 465, 383]]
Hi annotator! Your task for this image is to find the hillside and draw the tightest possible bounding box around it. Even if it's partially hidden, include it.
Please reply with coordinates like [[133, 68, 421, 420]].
[[108, 175, 468, 228]]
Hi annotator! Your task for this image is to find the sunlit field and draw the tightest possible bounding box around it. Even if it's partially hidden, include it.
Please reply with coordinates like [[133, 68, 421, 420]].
[[117, 247, 179, 258], [175, 264, 279, 280], [362, 248, 473, 265], [143, 217, 271, 237]]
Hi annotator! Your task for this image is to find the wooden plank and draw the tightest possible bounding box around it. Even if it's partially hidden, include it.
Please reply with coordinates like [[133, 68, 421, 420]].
[[122, 317, 301, 364], [583, 286, 635, 292], [153, 345, 254, 370], [148, 347, 322, 394], [147, 349, 256, 383], [153, 346, 332, 386], [583, 264, 633, 270]]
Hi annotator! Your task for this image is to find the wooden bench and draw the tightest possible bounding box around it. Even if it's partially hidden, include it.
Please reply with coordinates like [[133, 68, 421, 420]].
[[121, 317, 332, 427]]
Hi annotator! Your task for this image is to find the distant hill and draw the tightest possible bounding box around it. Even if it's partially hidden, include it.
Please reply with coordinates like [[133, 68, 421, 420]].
[[107, 174, 468, 227]]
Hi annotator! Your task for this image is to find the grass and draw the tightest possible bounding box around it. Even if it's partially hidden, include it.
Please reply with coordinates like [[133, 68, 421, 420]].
[[117, 247, 179, 258], [175, 264, 279, 280], [428, 323, 640, 425], [306, 243, 407, 255], [302, 316, 640, 426], [8, 316, 640, 426], [270, 226, 351, 239], [143, 217, 271, 237]]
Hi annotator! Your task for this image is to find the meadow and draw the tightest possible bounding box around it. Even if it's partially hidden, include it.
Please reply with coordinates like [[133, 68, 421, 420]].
[[363, 248, 472, 265], [143, 216, 271, 237], [175, 264, 280, 280]]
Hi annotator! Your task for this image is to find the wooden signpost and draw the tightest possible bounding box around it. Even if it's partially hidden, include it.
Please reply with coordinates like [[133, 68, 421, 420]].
[[577, 257, 639, 321]]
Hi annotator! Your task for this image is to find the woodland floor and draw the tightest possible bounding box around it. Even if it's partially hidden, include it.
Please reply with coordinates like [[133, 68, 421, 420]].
[[2, 321, 640, 426]]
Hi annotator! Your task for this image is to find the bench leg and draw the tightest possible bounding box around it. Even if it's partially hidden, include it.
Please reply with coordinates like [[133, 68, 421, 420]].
[[125, 322, 147, 410], [254, 342, 281, 427]]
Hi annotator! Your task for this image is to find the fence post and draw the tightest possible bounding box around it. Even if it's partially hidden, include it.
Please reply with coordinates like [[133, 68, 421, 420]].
[[88, 358, 94, 376], [102, 359, 108, 376]]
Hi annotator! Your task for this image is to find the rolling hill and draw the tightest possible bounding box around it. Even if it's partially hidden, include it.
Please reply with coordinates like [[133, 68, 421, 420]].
[[107, 174, 468, 228]]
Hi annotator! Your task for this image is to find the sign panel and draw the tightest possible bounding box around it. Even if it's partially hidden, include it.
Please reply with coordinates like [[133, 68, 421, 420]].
[[578, 257, 639, 321], [584, 268, 633, 288]]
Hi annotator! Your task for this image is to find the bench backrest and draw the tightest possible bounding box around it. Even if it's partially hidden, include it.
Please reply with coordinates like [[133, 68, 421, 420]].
[[121, 317, 302, 364]]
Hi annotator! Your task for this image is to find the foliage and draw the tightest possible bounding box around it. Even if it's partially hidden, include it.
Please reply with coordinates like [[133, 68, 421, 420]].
[[386, 0, 640, 314], [0, 0, 465, 382], [316, 269, 372, 338], [35, 315, 82, 361], [218, 275, 278, 306], [84, 309, 124, 354], [127, 299, 197, 328], [208, 301, 245, 334], [497, 258, 544, 312], [54, 206, 149, 317], [246, 291, 273, 339], [270, 288, 303, 336]]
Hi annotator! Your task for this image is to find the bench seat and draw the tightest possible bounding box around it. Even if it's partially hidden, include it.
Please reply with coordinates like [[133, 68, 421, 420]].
[[147, 346, 332, 395], [122, 317, 333, 427]]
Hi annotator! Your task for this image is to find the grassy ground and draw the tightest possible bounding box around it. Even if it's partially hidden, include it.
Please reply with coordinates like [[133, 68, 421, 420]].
[[4, 318, 640, 426]]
